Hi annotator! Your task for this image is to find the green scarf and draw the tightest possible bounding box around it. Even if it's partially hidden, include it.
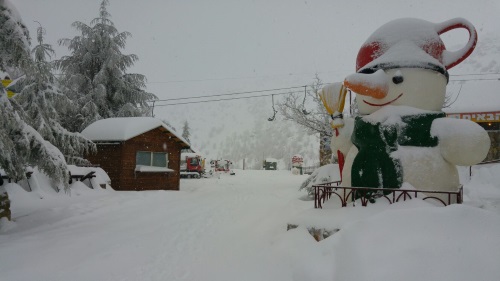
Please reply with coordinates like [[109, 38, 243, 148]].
[[351, 111, 446, 190]]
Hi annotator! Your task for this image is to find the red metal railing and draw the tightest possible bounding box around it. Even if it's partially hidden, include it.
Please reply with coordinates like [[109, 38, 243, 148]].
[[313, 181, 341, 208], [314, 183, 463, 208]]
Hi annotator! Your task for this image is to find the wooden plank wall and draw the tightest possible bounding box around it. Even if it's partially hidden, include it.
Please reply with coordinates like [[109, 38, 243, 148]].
[[87, 127, 183, 191]]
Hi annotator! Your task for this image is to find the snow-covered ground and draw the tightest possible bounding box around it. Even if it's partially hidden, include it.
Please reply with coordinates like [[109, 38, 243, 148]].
[[1, 166, 500, 281]]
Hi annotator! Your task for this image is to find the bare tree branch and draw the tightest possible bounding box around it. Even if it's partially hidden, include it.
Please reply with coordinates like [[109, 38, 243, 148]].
[[277, 75, 333, 137]]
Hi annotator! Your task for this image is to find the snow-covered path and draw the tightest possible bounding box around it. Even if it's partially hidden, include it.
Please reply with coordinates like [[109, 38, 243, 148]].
[[0, 170, 311, 281], [3, 166, 500, 281]]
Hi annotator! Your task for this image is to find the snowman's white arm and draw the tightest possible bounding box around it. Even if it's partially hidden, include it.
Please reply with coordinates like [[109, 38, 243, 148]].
[[331, 117, 354, 156], [431, 118, 490, 166]]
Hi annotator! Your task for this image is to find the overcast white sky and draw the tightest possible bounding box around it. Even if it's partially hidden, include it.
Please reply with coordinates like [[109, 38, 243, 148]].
[[14, 0, 500, 97], [12, 0, 500, 146]]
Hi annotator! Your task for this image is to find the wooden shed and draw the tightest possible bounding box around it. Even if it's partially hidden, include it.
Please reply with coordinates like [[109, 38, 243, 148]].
[[81, 117, 190, 191]]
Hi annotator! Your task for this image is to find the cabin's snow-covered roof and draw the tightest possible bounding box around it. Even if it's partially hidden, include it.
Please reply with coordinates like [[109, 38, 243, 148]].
[[81, 117, 190, 147], [265, 158, 278, 163]]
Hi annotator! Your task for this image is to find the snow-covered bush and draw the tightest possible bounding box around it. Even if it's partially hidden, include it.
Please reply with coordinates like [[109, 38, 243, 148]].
[[299, 164, 340, 197]]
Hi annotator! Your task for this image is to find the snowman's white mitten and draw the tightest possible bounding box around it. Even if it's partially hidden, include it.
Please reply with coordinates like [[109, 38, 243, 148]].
[[431, 118, 491, 166], [331, 117, 354, 155]]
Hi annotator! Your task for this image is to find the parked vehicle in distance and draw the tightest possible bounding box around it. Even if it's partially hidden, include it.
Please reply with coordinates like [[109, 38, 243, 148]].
[[180, 153, 205, 178], [210, 159, 235, 175]]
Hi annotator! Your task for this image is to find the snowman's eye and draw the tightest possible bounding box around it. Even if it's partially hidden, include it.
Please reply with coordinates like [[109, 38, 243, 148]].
[[392, 75, 404, 84]]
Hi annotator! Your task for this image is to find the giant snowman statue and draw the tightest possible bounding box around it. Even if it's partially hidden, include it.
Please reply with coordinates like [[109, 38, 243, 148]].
[[324, 18, 490, 200]]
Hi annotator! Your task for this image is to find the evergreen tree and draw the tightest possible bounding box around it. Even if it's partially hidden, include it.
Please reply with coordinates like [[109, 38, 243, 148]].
[[0, 0, 30, 72], [0, 0, 70, 220], [182, 121, 191, 144], [14, 24, 96, 165], [56, 0, 157, 132]]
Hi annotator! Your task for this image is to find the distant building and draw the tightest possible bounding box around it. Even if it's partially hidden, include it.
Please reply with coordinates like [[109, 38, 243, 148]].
[[82, 117, 190, 191]]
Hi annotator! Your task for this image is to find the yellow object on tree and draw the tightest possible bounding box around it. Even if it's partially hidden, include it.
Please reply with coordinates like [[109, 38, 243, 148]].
[[1, 79, 15, 98]]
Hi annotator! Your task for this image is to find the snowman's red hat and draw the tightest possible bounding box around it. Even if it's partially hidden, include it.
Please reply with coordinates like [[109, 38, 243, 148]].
[[356, 18, 477, 80]]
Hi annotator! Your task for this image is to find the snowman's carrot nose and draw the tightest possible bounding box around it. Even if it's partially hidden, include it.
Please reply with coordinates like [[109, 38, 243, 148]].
[[343, 70, 389, 99]]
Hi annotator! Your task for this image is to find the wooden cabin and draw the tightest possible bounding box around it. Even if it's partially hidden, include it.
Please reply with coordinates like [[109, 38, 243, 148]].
[[81, 117, 190, 191]]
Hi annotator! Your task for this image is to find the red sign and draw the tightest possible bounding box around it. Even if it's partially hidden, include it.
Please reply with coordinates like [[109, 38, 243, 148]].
[[292, 156, 303, 164]]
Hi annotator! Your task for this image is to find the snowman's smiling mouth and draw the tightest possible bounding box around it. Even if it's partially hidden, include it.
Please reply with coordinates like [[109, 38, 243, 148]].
[[363, 93, 403, 106]]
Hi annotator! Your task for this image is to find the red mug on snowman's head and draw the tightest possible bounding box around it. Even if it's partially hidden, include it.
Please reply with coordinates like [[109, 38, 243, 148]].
[[355, 18, 477, 79], [343, 18, 478, 115]]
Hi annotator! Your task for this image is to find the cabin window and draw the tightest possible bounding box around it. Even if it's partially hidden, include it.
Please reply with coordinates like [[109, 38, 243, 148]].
[[153, 152, 167, 167], [136, 151, 168, 167]]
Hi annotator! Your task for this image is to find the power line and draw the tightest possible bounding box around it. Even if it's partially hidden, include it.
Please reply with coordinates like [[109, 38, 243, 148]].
[[148, 82, 341, 104], [146, 73, 500, 111], [147, 74, 500, 107], [449, 72, 500, 77], [148, 74, 500, 104], [145, 71, 346, 84], [144, 72, 500, 84], [446, 84, 463, 108], [152, 85, 311, 102], [449, 77, 500, 82], [54, 70, 500, 81], [152, 90, 304, 107]]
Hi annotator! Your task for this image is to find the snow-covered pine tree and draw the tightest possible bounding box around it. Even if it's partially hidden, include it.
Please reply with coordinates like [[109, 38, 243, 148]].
[[0, 0, 30, 71], [56, 0, 157, 132], [0, 0, 69, 220], [14, 24, 96, 165], [0, 0, 68, 183], [182, 121, 191, 145]]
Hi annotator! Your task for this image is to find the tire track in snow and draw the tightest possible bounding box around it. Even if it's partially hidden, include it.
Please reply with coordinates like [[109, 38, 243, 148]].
[[138, 188, 242, 280], [139, 174, 308, 281]]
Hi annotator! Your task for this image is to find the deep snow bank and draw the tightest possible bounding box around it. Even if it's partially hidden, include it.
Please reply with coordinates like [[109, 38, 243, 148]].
[[278, 163, 500, 281]]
